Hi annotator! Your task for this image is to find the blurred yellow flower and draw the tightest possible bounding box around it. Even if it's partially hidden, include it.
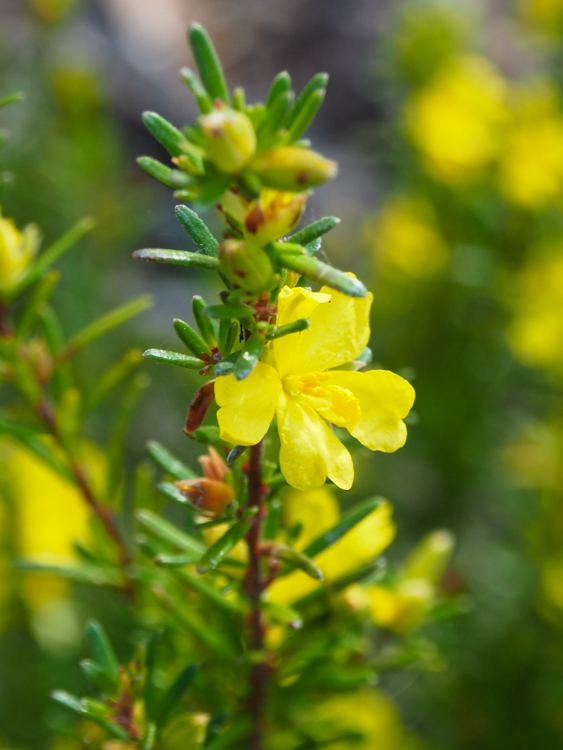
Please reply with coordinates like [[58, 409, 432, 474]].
[[219, 188, 307, 245], [307, 688, 423, 750], [368, 530, 455, 634], [215, 285, 415, 491], [405, 55, 507, 183], [284, 486, 339, 550], [267, 493, 396, 605], [507, 250, 563, 373], [0, 209, 41, 297], [521, 0, 563, 35], [499, 85, 563, 207], [374, 196, 449, 278]]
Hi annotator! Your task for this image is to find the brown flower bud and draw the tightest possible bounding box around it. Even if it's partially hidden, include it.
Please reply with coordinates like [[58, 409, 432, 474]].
[[175, 477, 235, 516]]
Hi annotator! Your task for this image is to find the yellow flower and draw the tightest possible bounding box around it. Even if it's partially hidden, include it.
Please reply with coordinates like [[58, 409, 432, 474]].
[[283, 486, 339, 550], [405, 55, 507, 183], [306, 688, 423, 750], [507, 249, 563, 373], [219, 188, 307, 245], [0, 209, 41, 296], [368, 529, 455, 634], [374, 196, 449, 278], [521, 0, 563, 35], [267, 495, 396, 605], [215, 285, 415, 491], [499, 85, 563, 208]]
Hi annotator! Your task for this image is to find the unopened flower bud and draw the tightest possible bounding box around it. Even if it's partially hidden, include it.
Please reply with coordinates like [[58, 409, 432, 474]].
[[175, 477, 235, 516], [0, 211, 41, 297], [220, 188, 307, 244], [201, 108, 257, 174], [250, 146, 337, 191], [400, 529, 455, 586], [219, 239, 276, 293]]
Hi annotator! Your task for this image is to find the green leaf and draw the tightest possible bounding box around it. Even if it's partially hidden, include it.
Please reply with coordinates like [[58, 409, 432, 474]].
[[154, 553, 202, 566], [303, 497, 384, 559], [260, 600, 302, 628], [263, 497, 282, 540], [0, 414, 72, 480], [16, 271, 59, 340], [147, 441, 197, 480], [157, 481, 200, 512], [52, 692, 131, 739], [137, 509, 205, 555], [175, 205, 219, 257], [143, 349, 204, 369], [270, 544, 323, 580], [142, 112, 189, 157], [222, 321, 239, 356], [234, 333, 264, 380], [258, 90, 294, 143], [192, 296, 218, 347], [284, 72, 328, 130], [286, 88, 325, 143], [266, 71, 292, 108], [64, 296, 153, 358], [133, 248, 219, 270], [266, 318, 309, 340], [85, 620, 120, 682], [14, 557, 125, 586], [294, 559, 386, 609], [187, 425, 230, 448], [152, 664, 198, 724], [173, 319, 212, 358], [232, 87, 246, 111], [180, 68, 213, 114], [196, 520, 250, 574], [51, 690, 83, 715], [188, 23, 230, 103], [0, 91, 25, 108], [276, 252, 367, 298], [10, 218, 95, 299], [82, 349, 143, 414], [203, 304, 253, 321], [80, 659, 118, 695], [213, 350, 240, 377], [141, 723, 157, 750], [194, 170, 233, 213], [289, 216, 341, 246], [137, 156, 198, 189]]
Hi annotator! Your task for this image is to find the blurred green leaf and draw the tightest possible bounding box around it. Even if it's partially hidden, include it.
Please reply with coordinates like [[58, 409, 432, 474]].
[[188, 23, 230, 103], [147, 441, 197, 480]]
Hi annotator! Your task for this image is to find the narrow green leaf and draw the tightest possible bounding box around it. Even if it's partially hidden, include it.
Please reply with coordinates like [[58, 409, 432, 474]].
[[284, 72, 328, 130], [64, 296, 153, 358], [232, 87, 246, 111], [180, 68, 213, 113], [213, 350, 239, 377], [106, 373, 150, 501], [286, 88, 325, 143], [260, 600, 302, 628], [266, 71, 291, 108], [223, 321, 239, 356], [192, 296, 218, 347], [82, 349, 143, 414], [204, 712, 230, 748], [154, 553, 201, 566], [258, 90, 294, 143], [137, 509, 205, 555], [236, 171, 261, 200], [187, 425, 230, 448], [294, 559, 386, 609], [147, 441, 197, 480], [175, 205, 219, 257], [173, 188, 200, 202], [85, 620, 119, 682], [157, 481, 200, 512], [266, 318, 309, 340], [143, 349, 204, 369], [0, 91, 25, 108], [11, 217, 95, 299], [197, 520, 250, 574], [188, 23, 230, 103], [16, 271, 59, 340], [203, 304, 252, 321], [263, 497, 282, 540], [234, 333, 264, 380], [303, 498, 384, 559], [142, 112, 189, 157], [80, 659, 118, 695], [277, 253, 367, 297], [51, 690, 83, 715], [141, 723, 157, 750], [133, 248, 219, 270], [289, 216, 341, 246], [175, 568, 243, 614], [15, 557, 125, 586], [153, 664, 198, 724], [271, 544, 323, 580], [173, 319, 212, 358], [137, 156, 198, 189], [0, 414, 72, 480]]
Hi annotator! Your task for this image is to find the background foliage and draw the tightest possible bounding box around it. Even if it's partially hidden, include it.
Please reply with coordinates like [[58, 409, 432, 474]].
[[2, 1, 563, 749]]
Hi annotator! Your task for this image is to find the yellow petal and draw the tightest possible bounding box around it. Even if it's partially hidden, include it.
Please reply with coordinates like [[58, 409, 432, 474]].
[[328, 369, 415, 452], [215, 362, 282, 446], [286, 286, 373, 376], [276, 391, 353, 490], [284, 486, 339, 550], [274, 285, 331, 377]]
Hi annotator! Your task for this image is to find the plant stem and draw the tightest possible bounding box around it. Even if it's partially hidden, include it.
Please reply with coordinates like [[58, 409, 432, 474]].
[[35, 397, 132, 571], [245, 438, 268, 750]]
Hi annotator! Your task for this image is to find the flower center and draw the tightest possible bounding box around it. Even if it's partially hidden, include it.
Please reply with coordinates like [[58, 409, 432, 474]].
[[283, 372, 332, 398]]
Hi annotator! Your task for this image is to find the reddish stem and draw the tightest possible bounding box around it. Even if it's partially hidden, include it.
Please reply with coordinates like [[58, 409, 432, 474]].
[[244, 439, 268, 750]]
